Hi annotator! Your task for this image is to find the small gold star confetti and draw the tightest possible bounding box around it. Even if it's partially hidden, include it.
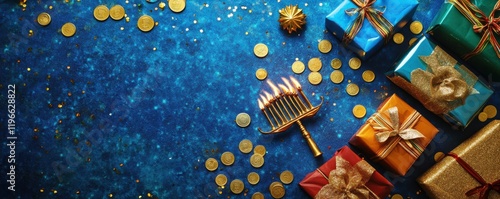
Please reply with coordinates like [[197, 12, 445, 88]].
[[278, 5, 306, 34]]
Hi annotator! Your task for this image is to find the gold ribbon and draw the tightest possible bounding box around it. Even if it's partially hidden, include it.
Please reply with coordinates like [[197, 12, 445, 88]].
[[410, 46, 478, 114], [315, 156, 379, 199], [370, 107, 424, 161], [343, 0, 393, 45]]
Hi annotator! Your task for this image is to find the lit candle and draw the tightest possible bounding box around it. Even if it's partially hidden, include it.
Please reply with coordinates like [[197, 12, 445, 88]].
[[267, 80, 292, 120], [289, 76, 313, 108], [258, 99, 275, 129]]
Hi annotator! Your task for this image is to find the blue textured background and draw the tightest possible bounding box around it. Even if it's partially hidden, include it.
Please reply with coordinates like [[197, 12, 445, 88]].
[[0, 0, 499, 198]]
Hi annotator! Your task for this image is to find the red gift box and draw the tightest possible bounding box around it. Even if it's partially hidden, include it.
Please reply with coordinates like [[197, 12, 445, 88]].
[[299, 146, 393, 198]]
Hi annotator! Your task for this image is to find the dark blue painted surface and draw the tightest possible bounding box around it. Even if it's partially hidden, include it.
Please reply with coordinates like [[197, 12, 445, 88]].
[[0, 0, 498, 198]]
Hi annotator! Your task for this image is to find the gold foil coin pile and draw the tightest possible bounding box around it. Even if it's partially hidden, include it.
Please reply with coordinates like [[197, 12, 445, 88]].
[[236, 113, 251, 128], [269, 181, 286, 198], [254, 43, 269, 58]]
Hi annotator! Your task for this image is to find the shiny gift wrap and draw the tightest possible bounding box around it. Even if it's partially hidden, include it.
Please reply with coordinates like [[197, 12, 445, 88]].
[[299, 146, 393, 198], [417, 120, 500, 199], [388, 37, 493, 129], [349, 94, 439, 176], [325, 0, 418, 59], [427, 0, 500, 81]]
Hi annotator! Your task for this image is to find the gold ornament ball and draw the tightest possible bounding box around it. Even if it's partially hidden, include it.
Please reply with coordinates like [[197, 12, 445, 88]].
[[278, 5, 306, 34]]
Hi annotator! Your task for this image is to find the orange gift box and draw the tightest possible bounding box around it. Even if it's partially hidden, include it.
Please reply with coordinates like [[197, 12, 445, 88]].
[[349, 94, 439, 176]]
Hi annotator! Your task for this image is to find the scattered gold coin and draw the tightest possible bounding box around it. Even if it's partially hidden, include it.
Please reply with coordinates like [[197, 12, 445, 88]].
[[483, 105, 497, 118], [434, 152, 445, 162], [255, 68, 268, 80], [279, 170, 294, 184], [239, 139, 253, 154], [391, 194, 404, 199], [169, 0, 186, 13], [215, 174, 228, 186], [352, 104, 367, 119], [362, 70, 375, 83], [253, 145, 266, 156], [346, 83, 360, 96], [137, 15, 155, 32], [409, 37, 418, 46], [61, 22, 76, 37], [291, 60, 305, 74], [254, 43, 269, 58], [247, 172, 260, 185], [318, 39, 332, 53], [220, 151, 235, 166], [348, 57, 361, 70], [252, 192, 265, 199], [109, 5, 125, 20], [478, 112, 488, 122], [93, 5, 110, 21], [37, 12, 51, 26], [330, 58, 342, 69], [330, 70, 344, 84], [308, 72, 322, 85], [205, 158, 218, 171], [230, 179, 245, 194], [235, 113, 251, 128], [269, 181, 286, 198], [308, 57, 322, 72], [393, 33, 404, 44], [410, 21, 423, 35], [250, 153, 265, 168]]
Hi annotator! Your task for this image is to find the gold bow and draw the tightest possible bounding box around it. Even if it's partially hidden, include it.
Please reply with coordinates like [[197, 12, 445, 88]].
[[315, 156, 379, 199]]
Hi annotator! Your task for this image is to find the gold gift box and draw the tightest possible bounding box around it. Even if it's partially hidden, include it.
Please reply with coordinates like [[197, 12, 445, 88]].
[[349, 94, 439, 176], [418, 120, 500, 199]]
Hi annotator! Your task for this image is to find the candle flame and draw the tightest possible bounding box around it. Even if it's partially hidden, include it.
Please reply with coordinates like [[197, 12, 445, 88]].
[[258, 99, 264, 110], [282, 77, 297, 94], [260, 94, 269, 105], [278, 84, 289, 94], [264, 91, 274, 102], [289, 76, 302, 89], [267, 80, 281, 96]]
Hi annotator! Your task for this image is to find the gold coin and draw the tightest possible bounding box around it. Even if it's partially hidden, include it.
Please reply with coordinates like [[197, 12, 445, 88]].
[[255, 68, 268, 81], [478, 112, 488, 122], [291, 60, 305, 74], [352, 104, 367, 119], [235, 113, 251, 128], [220, 151, 235, 166], [169, 0, 186, 13], [483, 105, 497, 118], [205, 158, 218, 171], [409, 37, 418, 46], [239, 139, 253, 154], [230, 179, 245, 194], [348, 57, 361, 70], [252, 192, 265, 199], [159, 2, 166, 10], [318, 39, 332, 53], [410, 21, 423, 35], [93, 5, 110, 21], [433, 152, 445, 162], [61, 23, 76, 37], [330, 70, 344, 84], [362, 70, 375, 83], [109, 5, 125, 20], [391, 194, 404, 199], [279, 170, 294, 184], [253, 145, 266, 156], [330, 58, 342, 69], [37, 12, 51, 26], [247, 172, 260, 185], [346, 83, 360, 96], [215, 174, 228, 186], [308, 57, 322, 72], [250, 153, 264, 168], [308, 72, 322, 85], [393, 33, 404, 44], [137, 15, 155, 32], [254, 43, 269, 58], [269, 181, 286, 198]]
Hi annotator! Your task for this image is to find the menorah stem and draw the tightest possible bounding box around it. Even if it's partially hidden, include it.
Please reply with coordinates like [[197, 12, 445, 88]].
[[293, 95, 308, 112], [283, 96, 298, 117], [298, 90, 313, 109], [277, 97, 293, 119], [270, 103, 286, 124], [296, 120, 322, 157], [266, 106, 280, 126], [261, 110, 275, 129]]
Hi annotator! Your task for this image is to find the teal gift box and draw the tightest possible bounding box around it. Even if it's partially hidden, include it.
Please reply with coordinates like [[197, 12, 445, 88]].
[[387, 37, 493, 129], [325, 0, 418, 60]]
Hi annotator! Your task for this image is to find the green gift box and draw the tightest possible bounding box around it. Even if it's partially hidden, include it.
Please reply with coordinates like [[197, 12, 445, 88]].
[[427, 0, 500, 81], [387, 36, 493, 129]]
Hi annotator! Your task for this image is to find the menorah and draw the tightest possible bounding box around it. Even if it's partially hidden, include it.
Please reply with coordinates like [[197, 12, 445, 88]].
[[257, 76, 323, 157]]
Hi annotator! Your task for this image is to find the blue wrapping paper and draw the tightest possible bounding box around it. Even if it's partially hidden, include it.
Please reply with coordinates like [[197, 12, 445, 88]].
[[325, 0, 418, 60], [388, 36, 493, 129]]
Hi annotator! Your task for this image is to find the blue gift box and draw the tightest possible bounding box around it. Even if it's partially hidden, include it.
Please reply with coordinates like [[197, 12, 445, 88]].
[[325, 0, 418, 60], [388, 37, 494, 129]]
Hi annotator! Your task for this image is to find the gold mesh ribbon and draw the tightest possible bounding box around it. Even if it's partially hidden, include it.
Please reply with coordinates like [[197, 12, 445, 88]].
[[370, 107, 425, 161], [410, 46, 478, 114], [343, 0, 393, 45], [315, 156, 379, 199]]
